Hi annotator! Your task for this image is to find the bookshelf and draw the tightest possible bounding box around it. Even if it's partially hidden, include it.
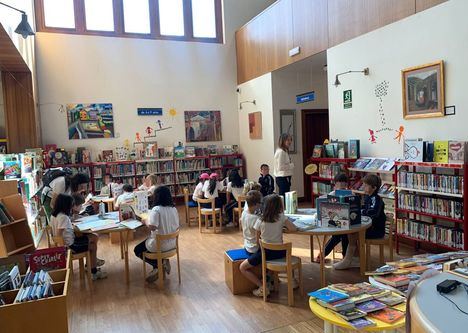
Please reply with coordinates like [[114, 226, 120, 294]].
[[394, 161, 467, 252], [307, 158, 356, 206]]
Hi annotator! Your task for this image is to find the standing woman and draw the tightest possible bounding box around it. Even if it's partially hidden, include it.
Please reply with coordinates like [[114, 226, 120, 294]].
[[274, 133, 294, 197]]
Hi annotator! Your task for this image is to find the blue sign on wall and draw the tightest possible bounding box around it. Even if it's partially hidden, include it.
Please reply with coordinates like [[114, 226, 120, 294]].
[[137, 108, 163, 116], [296, 91, 315, 104]]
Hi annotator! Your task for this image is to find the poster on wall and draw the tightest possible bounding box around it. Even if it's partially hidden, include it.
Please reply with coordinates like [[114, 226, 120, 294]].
[[402, 61, 444, 119], [248, 112, 262, 139], [279, 110, 297, 154], [67, 103, 115, 140], [184, 111, 222, 142]]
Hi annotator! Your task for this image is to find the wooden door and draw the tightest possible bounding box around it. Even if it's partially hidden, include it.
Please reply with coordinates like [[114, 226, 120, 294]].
[[302, 109, 329, 202]]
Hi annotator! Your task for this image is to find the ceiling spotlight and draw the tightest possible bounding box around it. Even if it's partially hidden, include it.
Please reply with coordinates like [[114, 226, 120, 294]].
[[0, 2, 35, 39], [334, 68, 369, 87]]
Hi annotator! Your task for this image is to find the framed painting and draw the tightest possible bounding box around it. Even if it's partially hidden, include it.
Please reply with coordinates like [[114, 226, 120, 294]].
[[402, 61, 444, 119], [67, 103, 115, 139], [248, 112, 262, 139], [184, 111, 222, 142], [280, 110, 297, 154]]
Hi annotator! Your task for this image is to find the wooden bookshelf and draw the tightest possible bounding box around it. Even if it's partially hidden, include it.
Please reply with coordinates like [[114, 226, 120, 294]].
[[0, 251, 72, 332], [395, 161, 467, 252]]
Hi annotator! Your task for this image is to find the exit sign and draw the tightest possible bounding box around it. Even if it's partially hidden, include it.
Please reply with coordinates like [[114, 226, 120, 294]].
[[343, 90, 352, 109]]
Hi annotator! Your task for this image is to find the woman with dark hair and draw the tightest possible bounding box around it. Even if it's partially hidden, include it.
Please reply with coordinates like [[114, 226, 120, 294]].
[[274, 133, 294, 196], [224, 169, 245, 224], [134, 186, 180, 283]]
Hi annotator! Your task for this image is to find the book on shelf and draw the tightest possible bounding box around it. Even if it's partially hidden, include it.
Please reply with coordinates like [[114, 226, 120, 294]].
[[336, 308, 367, 321], [404, 139, 425, 162], [379, 159, 395, 171], [102, 150, 114, 162], [355, 300, 386, 313], [373, 275, 410, 288], [312, 145, 323, 158], [425, 142, 434, 162], [325, 143, 337, 158], [185, 146, 196, 157], [349, 317, 376, 329], [349, 140, 360, 159], [308, 288, 349, 303], [448, 141, 466, 163], [337, 142, 347, 159], [397, 170, 464, 195], [397, 192, 463, 219], [364, 158, 386, 170], [208, 145, 218, 155], [0, 203, 14, 225], [434, 140, 449, 163], [352, 158, 371, 169], [368, 308, 404, 323]]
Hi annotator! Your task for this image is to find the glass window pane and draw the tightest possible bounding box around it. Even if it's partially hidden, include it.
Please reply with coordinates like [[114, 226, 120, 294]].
[[159, 0, 184, 36], [43, 0, 75, 28], [192, 0, 217, 38], [123, 0, 151, 34], [84, 0, 114, 31]]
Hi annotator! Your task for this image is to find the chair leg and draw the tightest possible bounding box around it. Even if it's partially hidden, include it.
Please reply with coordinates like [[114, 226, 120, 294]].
[[298, 263, 304, 296], [86, 252, 93, 286], [177, 249, 181, 284], [389, 241, 394, 261], [262, 265, 267, 302], [366, 244, 371, 270], [79, 258, 85, 280], [198, 211, 202, 233], [273, 272, 279, 292], [379, 245, 384, 264], [143, 253, 147, 283], [287, 267, 294, 307], [158, 258, 164, 289]]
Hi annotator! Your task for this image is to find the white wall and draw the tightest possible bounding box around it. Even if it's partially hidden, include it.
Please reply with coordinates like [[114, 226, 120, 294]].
[[271, 54, 329, 197], [327, 0, 467, 158], [238, 73, 275, 181], [36, 0, 275, 157]]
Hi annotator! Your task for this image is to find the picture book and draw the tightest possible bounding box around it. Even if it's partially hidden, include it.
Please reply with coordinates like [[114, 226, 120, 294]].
[[379, 158, 395, 171], [352, 158, 371, 169], [349, 317, 376, 330], [371, 290, 392, 299], [208, 145, 218, 155], [373, 275, 410, 287], [285, 191, 298, 214], [20, 154, 33, 174], [329, 283, 363, 296], [364, 158, 386, 170], [325, 144, 336, 158], [312, 145, 323, 158], [348, 293, 374, 304], [317, 298, 355, 312], [368, 308, 404, 323], [185, 146, 196, 157], [102, 150, 114, 162], [404, 139, 425, 162], [3, 160, 21, 179], [404, 265, 429, 274], [378, 184, 390, 196], [348, 139, 360, 159], [376, 294, 405, 306], [223, 145, 235, 154], [308, 288, 349, 303], [425, 142, 434, 162], [27, 247, 67, 272], [448, 141, 466, 163], [337, 142, 347, 159], [355, 300, 386, 313], [320, 202, 350, 229], [134, 191, 149, 214], [8, 265, 21, 289], [434, 140, 449, 163], [353, 282, 383, 295], [336, 308, 367, 321]]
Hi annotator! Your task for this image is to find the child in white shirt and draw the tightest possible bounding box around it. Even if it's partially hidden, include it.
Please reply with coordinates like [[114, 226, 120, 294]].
[[192, 172, 210, 202], [100, 173, 118, 197], [134, 186, 180, 283], [115, 184, 135, 208], [201, 173, 224, 208], [138, 174, 158, 197]]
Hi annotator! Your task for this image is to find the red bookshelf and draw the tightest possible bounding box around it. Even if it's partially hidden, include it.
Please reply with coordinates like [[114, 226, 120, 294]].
[[394, 161, 467, 252]]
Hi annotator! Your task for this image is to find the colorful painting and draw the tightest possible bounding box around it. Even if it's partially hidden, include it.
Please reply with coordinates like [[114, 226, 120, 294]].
[[184, 111, 222, 142], [248, 112, 262, 139], [67, 103, 115, 139], [402, 61, 444, 119]]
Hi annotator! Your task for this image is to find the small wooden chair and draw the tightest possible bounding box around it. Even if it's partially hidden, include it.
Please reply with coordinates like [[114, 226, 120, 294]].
[[197, 198, 222, 233], [45, 226, 93, 286], [366, 213, 394, 270], [232, 195, 246, 230], [142, 229, 181, 289], [260, 241, 303, 307], [183, 187, 198, 227]]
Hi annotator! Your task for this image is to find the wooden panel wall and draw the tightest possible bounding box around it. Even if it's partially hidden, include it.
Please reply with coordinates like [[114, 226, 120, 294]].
[[2, 72, 40, 153], [416, 0, 448, 12]]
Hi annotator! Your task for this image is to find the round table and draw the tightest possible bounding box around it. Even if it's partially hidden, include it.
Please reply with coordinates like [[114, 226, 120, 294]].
[[287, 215, 372, 286], [309, 297, 406, 333]]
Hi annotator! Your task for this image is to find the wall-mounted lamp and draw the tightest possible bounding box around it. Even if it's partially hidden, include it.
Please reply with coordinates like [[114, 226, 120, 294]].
[[0, 2, 35, 39], [334, 68, 369, 87], [239, 100, 256, 110]]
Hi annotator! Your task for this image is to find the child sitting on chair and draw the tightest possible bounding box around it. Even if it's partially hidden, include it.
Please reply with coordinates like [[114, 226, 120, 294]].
[[192, 173, 210, 202], [134, 186, 180, 283], [115, 184, 135, 209]]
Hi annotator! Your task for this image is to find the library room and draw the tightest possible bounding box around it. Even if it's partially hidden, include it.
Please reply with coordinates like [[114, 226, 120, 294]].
[[0, 0, 467, 332]]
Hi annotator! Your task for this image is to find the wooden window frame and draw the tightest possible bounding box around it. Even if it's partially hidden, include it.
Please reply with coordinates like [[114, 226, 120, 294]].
[[34, 0, 223, 43]]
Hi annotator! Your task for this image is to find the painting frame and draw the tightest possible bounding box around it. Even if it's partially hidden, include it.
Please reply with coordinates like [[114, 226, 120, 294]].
[[402, 60, 445, 120], [279, 109, 297, 154], [248, 111, 262, 139], [184, 110, 222, 142], [67, 103, 115, 140]]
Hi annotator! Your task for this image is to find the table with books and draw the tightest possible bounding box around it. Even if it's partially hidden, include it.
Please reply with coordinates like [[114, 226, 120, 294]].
[[73, 211, 144, 284], [286, 209, 372, 287], [308, 282, 406, 332]]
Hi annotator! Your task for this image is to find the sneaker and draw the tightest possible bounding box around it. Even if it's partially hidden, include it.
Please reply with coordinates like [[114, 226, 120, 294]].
[[163, 259, 171, 275], [226, 222, 234, 227], [333, 257, 353, 270], [349, 257, 361, 268], [92, 269, 108, 281], [146, 268, 159, 283], [252, 286, 270, 297], [96, 258, 105, 267]]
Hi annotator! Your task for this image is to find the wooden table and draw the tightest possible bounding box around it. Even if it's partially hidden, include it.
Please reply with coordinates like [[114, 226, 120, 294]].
[[286, 212, 372, 287], [309, 297, 405, 333]]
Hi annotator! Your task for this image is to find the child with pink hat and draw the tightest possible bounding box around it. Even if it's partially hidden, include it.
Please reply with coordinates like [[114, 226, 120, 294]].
[[202, 172, 225, 208], [192, 172, 210, 202]]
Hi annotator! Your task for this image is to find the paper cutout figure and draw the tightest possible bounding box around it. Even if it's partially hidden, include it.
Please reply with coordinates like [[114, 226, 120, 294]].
[[135, 132, 142, 142], [145, 127, 153, 136], [123, 139, 130, 148], [157, 120, 163, 129], [394, 125, 405, 144], [369, 129, 377, 144]]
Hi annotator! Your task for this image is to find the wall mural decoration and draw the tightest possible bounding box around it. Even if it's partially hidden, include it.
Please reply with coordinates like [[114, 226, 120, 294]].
[[67, 103, 115, 140], [184, 111, 222, 142], [402, 61, 445, 119]]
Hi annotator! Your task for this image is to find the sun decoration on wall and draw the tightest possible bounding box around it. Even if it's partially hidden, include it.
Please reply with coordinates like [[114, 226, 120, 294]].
[[169, 108, 177, 117]]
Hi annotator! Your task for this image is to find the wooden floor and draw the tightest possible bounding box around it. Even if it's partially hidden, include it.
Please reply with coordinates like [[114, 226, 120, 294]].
[[61, 205, 412, 333]]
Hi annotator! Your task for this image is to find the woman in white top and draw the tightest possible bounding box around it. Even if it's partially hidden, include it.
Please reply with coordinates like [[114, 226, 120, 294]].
[[192, 172, 210, 202], [273, 133, 294, 197], [201, 173, 225, 208], [225, 169, 245, 223], [138, 174, 158, 197], [134, 186, 180, 283]]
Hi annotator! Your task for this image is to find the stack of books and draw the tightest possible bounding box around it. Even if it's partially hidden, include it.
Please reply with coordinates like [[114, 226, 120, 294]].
[[13, 270, 54, 303], [352, 158, 395, 171], [309, 282, 406, 329]]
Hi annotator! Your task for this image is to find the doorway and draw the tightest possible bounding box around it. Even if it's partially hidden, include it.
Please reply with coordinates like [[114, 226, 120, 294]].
[[301, 109, 329, 202]]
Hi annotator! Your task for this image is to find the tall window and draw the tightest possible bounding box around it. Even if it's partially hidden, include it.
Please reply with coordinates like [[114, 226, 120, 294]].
[[35, 0, 223, 43]]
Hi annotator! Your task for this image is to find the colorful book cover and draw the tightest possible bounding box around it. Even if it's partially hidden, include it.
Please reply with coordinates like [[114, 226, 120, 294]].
[[208, 145, 218, 155], [329, 283, 363, 296], [379, 158, 395, 171], [325, 144, 336, 158], [308, 288, 349, 303], [312, 145, 323, 158], [448, 141, 466, 163], [27, 247, 67, 272], [368, 308, 404, 323], [348, 139, 360, 159], [320, 202, 350, 229], [4, 161, 21, 179], [336, 308, 367, 321], [434, 140, 449, 163], [364, 158, 386, 170], [185, 146, 196, 157], [353, 282, 383, 295], [285, 191, 298, 214], [355, 300, 386, 313], [317, 298, 355, 311], [174, 145, 185, 158], [21, 154, 33, 174], [337, 142, 347, 159], [102, 150, 114, 162], [376, 294, 405, 306], [348, 293, 374, 304], [404, 139, 425, 162], [352, 158, 371, 169], [349, 317, 376, 329], [373, 275, 410, 287]]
